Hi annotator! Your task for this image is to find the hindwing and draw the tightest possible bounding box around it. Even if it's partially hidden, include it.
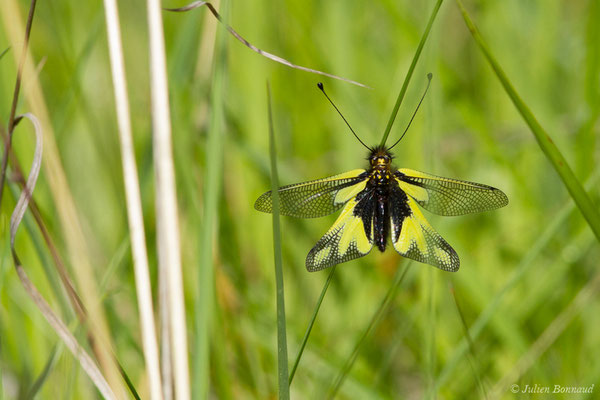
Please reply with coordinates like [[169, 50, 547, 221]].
[[389, 185, 459, 271], [306, 188, 375, 271]]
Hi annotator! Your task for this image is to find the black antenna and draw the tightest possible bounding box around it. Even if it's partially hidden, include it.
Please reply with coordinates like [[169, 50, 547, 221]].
[[317, 82, 370, 150], [388, 73, 433, 150]]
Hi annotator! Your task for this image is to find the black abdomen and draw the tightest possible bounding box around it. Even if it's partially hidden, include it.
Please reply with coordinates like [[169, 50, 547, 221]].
[[374, 187, 388, 252]]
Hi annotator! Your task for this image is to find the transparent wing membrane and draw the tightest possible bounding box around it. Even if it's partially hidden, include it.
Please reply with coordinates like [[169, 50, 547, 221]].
[[254, 169, 368, 218], [396, 169, 508, 216]]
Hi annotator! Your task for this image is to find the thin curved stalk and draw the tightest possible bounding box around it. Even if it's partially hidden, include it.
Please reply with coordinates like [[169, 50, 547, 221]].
[[9, 113, 115, 400], [2, 1, 128, 395], [0, 0, 37, 205], [165, 1, 368, 88]]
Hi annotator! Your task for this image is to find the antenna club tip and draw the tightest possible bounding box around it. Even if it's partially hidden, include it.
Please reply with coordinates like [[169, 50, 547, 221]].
[[427, 72, 433, 80], [317, 82, 324, 91]]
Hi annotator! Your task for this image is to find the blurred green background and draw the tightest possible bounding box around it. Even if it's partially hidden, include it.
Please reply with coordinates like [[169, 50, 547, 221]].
[[1, 0, 599, 398]]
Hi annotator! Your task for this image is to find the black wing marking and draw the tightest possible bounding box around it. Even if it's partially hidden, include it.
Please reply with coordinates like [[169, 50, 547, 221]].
[[254, 169, 368, 218], [306, 188, 375, 271], [395, 169, 508, 216], [389, 185, 459, 272]]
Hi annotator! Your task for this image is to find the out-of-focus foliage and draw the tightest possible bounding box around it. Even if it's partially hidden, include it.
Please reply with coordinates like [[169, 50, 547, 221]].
[[0, 0, 598, 398]]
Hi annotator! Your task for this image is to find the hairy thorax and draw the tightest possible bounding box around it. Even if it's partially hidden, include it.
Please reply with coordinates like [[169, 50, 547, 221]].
[[368, 146, 394, 188]]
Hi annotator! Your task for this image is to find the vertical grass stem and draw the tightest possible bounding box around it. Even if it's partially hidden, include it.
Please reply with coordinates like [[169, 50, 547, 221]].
[[288, 265, 337, 385], [455, 0, 600, 242], [146, 0, 190, 397], [102, 0, 163, 397], [193, 1, 228, 398], [267, 82, 290, 400], [379, 0, 444, 147], [326, 263, 411, 399]]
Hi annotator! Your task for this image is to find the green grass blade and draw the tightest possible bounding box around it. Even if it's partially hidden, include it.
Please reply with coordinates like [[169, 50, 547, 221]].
[[26, 347, 60, 398], [433, 167, 600, 391], [424, 269, 436, 400], [450, 284, 486, 399], [379, 0, 444, 146], [455, 0, 600, 242], [289, 265, 337, 385], [326, 263, 411, 399], [118, 363, 142, 400], [490, 270, 600, 397], [194, 2, 228, 398], [0, 46, 9, 61], [266, 82, 290, 400]]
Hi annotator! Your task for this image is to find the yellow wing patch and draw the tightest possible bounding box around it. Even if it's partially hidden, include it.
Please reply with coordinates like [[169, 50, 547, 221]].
[[394, 211, 426, 254], [334, 171, 368, 204], [397, 179, 429, 203], [398, 169, 433, 180], [255, 169, 367, 218], [306, 197, 373, 271], [391, 196, 459, 272]]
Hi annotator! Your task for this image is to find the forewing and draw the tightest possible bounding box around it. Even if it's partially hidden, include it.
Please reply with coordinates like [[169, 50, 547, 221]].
[[395, 169, 508, 216], [254, 169, 368, 218], [306, 190, 375, 271], [390, 186, 459, 271]]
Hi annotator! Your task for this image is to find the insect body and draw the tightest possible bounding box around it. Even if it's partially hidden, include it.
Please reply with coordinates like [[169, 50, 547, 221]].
[[367, 146, 394, 252], [254, 145, 508, 272], [255, 77, 508, 272]]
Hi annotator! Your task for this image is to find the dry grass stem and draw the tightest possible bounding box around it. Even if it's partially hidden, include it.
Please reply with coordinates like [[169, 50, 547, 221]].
[[9, 113, 115, 399], [102, 0, 163, 397], [146, 0, 191, 397], [2, 0, 127, 396]]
